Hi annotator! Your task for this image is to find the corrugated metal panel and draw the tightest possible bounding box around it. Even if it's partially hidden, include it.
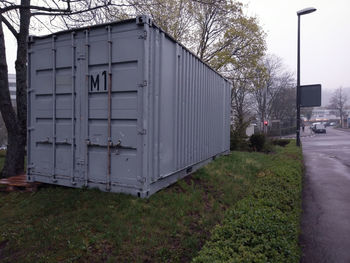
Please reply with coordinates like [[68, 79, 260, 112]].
[[27, 16, 230, 197]]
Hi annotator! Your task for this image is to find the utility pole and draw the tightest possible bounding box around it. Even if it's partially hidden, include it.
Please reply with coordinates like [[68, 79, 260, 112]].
[[296, 7, 317, 146]]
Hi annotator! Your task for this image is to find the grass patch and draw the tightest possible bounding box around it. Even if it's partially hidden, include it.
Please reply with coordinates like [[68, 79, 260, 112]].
[[0, 152, 262, 263], [192, 142, 303, 263], [0, 142, 302, 262]]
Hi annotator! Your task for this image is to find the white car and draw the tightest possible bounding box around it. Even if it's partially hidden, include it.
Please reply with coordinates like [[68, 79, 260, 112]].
[[314, 124, 326, 133]]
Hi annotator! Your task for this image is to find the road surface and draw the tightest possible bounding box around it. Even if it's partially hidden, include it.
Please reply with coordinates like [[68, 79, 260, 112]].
[[300, 127, 350, 263]]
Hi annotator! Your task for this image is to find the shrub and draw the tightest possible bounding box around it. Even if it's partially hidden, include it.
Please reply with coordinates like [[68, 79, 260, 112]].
[[193, 141, 303, 263], [271, 139, 291, 147], [250, 133, 266, 152], [230, 130, 250, 151], [262, 141, 274, 153]]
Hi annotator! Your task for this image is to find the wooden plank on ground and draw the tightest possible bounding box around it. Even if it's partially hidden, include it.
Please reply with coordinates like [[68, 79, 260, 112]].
[[0, 175, 40, 192]]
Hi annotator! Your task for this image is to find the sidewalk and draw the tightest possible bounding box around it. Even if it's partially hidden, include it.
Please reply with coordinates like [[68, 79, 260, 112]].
[[300, 128, 350, 263], [273, 128, 314, 139], [334, 127, 350, 132]]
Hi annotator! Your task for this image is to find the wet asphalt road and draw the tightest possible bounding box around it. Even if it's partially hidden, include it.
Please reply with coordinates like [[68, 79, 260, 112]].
[[300, 127, 350, 263]]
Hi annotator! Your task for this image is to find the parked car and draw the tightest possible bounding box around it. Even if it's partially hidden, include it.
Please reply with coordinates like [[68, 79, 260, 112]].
[[310, 122, 321, 131], [314, 123, 326, 133]]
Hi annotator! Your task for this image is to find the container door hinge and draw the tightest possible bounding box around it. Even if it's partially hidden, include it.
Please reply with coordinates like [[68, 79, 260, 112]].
[[138, 30, 148, 40], [138, 80, 148, 88], [28, 126, 35, 131], [138, 129, 147, 135]]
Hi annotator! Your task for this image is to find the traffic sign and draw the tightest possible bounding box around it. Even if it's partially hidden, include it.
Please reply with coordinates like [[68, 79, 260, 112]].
[[300, 84, 321, 107]]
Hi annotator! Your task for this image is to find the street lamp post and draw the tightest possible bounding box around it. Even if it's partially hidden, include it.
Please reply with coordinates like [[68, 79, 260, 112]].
[[296, 7, 317, 146]]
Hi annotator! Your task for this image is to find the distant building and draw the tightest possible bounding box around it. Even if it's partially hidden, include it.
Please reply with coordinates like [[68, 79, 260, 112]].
[[309, 107, 350, 122], [8, 73, 16, 105], [0, 74, 15, 145]]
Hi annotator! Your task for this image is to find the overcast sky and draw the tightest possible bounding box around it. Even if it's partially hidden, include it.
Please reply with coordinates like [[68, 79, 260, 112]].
[[244, 0, 350, 91], [4, 0, 350, 92]]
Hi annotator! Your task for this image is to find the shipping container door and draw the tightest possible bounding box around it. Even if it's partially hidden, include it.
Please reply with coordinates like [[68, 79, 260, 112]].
[[82, 26, 144, 189], [28, 34, 77, 182]]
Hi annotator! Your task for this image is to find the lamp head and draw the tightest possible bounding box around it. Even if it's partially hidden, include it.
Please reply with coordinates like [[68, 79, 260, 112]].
[[297, 7, 317, 16]]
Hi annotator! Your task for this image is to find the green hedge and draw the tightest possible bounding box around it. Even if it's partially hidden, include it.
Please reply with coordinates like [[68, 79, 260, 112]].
[[193, 142, 303, 263]]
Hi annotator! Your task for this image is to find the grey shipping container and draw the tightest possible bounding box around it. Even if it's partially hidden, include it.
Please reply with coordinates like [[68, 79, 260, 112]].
[[27, 15, 231, 197]]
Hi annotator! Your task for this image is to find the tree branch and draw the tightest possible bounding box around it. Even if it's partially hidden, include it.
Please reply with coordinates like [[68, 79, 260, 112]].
[[32, 15, 54, 34], [0, 5, 70, 14], [30, 2, 130, 17], [0, 15, 18, 39]]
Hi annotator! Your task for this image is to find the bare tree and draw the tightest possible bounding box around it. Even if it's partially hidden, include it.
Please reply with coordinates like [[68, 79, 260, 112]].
[[252, 55, 280, 129], [46, 0, 132, 30], [0, 0, 31, 177], [268, 71, 295, 121], [229, 67, 256, 137], [329, 87, 348, 127], [252, 55, 296, 129]]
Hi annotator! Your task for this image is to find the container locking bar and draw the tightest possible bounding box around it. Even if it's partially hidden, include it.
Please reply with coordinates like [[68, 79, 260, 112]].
[[71, 31, 76, 185], [51, 35, 57, 182], [84, 29, 90, 187], [106, 25, 113, 191]]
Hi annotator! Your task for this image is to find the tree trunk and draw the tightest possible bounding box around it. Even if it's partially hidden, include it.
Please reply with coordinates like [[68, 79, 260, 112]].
[[340, 111, 343, 128], [0, 17, 22, 178], [14, 0, 31, 175]]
